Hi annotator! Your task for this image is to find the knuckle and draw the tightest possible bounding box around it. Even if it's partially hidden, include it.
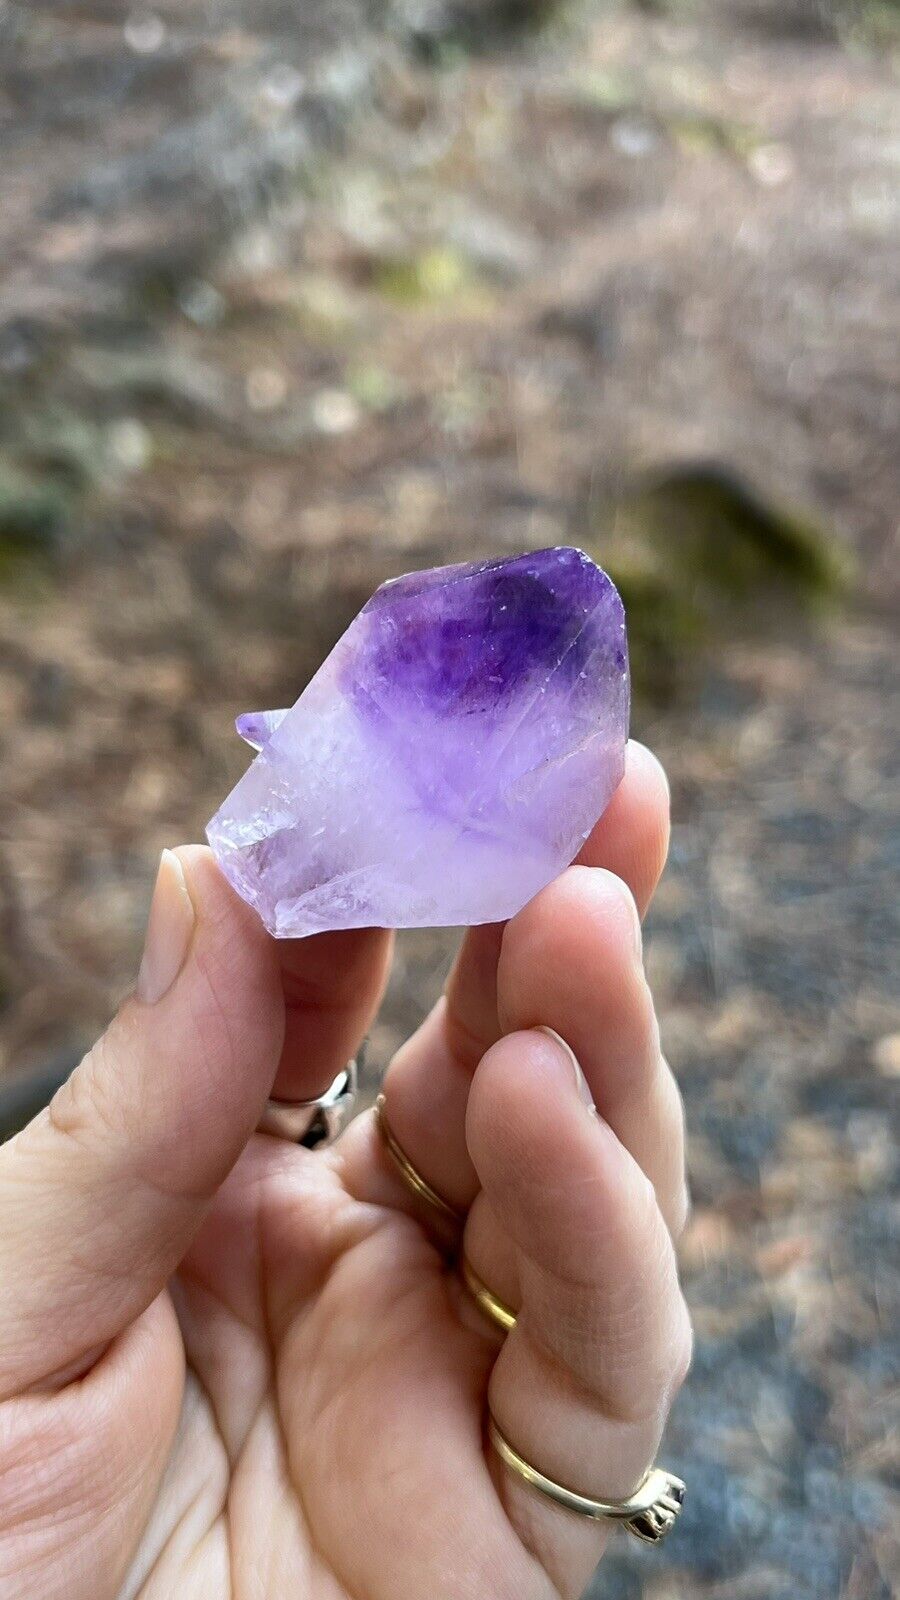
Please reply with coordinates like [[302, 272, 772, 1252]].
[[47, 1039, 121, 1156], [632, 1162, 665, 1236]]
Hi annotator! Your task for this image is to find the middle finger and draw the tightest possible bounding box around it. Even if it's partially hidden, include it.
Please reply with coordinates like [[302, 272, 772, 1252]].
[[375, 742, 672, 1222], [463, 864, 686, 1322]]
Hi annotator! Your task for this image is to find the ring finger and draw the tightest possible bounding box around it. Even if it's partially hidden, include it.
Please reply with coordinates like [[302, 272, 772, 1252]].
[[463, 861, 686, 1324], [358, 741, 674, 1228]]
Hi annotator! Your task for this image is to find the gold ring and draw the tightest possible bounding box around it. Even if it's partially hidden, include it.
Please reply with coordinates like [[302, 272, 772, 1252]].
[[374, 1094, 464, 1227], [488, 1415, 685, 1544], [460, 1255, 517, 1333]]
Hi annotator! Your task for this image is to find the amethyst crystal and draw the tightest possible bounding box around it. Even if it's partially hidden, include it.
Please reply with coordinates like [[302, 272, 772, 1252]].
[[207, 547, 629, 936]]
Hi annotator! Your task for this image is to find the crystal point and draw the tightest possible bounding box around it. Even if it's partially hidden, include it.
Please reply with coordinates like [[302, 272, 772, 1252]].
[[235, 708, 289, 752], [208, 547, 629, 937]]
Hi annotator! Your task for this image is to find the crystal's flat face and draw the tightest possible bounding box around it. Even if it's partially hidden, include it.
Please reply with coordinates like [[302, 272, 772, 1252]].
[[207, 547, 629, 937]]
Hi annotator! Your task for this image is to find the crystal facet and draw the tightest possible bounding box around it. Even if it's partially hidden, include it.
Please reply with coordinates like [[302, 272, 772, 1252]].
[[207, 547, 629, 937]]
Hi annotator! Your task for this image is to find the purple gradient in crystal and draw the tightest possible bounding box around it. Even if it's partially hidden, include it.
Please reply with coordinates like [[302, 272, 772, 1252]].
[[207, 547, 629, 937]]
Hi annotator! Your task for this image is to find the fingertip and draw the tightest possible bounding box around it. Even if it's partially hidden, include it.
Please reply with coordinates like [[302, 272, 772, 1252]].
[[497, 866, 645, 1038], [626, 738, 671, 810], [625, 737, 671, 860], [624, 732, 666, 819], [137, 844, 284, 1110], [172, 843, 271, 949], [467, 1026, 566, 1129], [467, 1029, 642, 1281], [577, 738, 670, 914], [169, 840, 215, 890], [621, 740, 671, 902], [172, 843, 281, 1001], [467, 1028, 599, 1193]]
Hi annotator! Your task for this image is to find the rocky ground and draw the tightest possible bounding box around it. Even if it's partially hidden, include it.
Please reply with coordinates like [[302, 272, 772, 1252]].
[[0, 1, 897, 1595]]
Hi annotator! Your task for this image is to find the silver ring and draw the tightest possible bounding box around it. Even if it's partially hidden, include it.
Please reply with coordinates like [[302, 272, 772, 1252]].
[[258, 1058, 358, 1148], [488, 1416, 686, 1544]]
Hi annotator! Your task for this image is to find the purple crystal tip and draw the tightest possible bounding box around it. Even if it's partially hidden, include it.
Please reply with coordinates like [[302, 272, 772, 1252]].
[[207, 547, 629, 937]]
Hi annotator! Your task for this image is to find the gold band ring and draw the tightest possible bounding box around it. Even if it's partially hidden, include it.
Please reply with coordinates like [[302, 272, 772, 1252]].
[[460, 1255, 517, 1333], [374, 1094, 464, 1227], [489, 1416, 685, 1544]]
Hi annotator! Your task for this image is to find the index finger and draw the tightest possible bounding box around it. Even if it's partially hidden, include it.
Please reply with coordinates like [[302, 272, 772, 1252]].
[[375, 741, 671, 1217], [444, 739, 670, 1071]]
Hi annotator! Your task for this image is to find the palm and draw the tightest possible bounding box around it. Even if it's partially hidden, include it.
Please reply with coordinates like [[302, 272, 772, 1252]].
[[128, 1134, 523, 1600], [2, 753, 688, 1600]]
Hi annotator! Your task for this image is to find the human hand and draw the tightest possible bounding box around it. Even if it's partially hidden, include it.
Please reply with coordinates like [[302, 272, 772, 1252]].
[[0, 741, 690, 1600]]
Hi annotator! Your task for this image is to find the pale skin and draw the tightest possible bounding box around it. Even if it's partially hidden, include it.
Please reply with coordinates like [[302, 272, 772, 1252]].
[[0, 741, 691, 1600]]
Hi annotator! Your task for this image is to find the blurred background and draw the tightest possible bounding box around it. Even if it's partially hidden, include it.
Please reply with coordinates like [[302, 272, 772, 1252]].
[[0, 0, 897, 1595]]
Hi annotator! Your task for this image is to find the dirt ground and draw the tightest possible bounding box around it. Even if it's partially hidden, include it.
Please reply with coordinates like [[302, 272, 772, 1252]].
[[0, 1, 897, 1595]]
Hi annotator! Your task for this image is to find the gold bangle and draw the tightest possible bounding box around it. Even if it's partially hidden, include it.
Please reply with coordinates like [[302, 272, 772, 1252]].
[[374, 1094, 464, 1227], [460, 1255, 517, 1333], [488, 1415, 686, 1544]]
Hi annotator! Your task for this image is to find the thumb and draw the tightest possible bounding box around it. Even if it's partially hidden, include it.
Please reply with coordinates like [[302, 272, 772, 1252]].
[[0, 845, 284, 1399]]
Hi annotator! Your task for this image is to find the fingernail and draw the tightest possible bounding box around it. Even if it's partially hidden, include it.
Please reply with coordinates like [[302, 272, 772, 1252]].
[[137, 850, 195, 1004], [538, 1025, 596, 1114]]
